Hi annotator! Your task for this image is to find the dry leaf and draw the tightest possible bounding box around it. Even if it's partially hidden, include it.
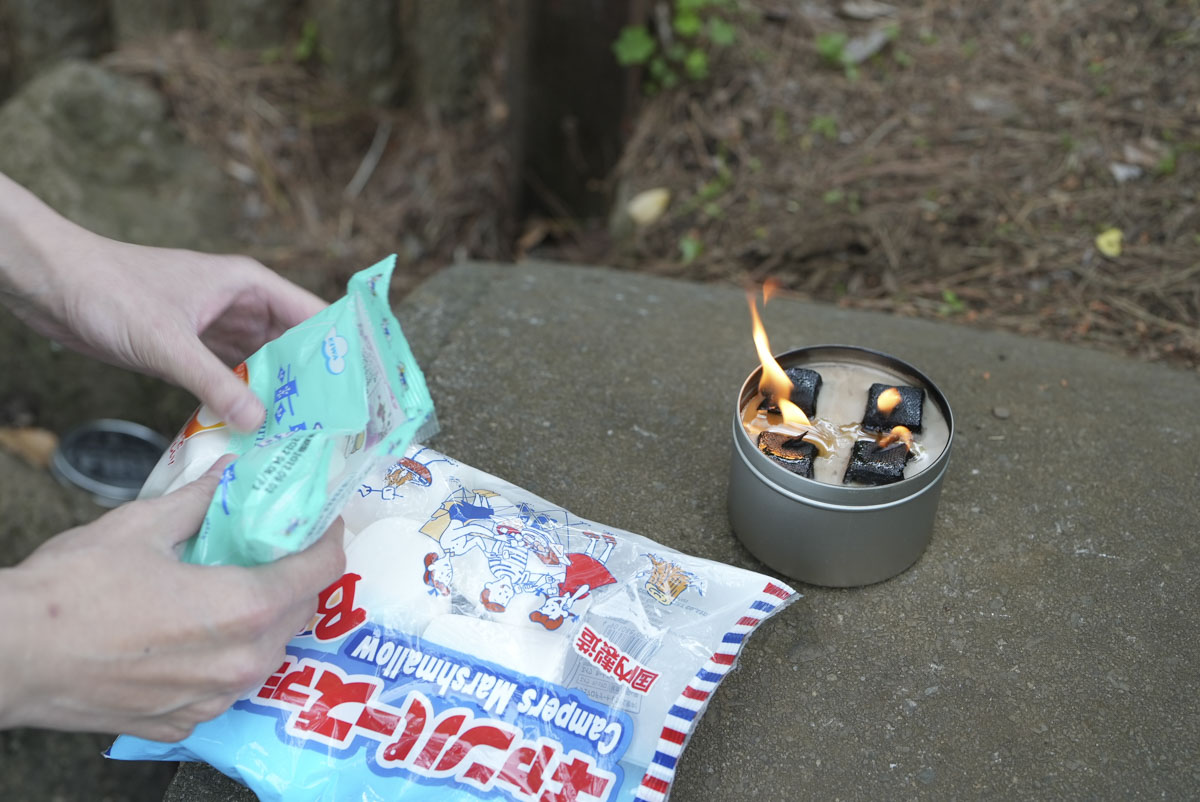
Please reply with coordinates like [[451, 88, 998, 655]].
[[0, 427, 59, 469], [627, 188, 671, 227], [1095, 227, 1123, 258]]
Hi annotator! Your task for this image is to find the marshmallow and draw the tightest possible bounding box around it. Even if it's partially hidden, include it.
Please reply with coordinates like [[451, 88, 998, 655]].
[[421, 613, 568, 684], [344, 518, 450, 634]]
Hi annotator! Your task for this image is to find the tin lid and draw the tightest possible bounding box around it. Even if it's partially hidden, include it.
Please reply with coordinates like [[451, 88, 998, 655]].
[[51, 419, 169, 507]]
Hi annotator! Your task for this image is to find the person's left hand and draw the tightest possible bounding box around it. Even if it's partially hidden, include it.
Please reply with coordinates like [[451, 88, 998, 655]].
[[14, 231, 326, 431]]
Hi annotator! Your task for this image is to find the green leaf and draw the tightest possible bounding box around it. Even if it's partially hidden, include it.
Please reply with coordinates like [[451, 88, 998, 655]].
[[816, 32, 848, 66], [708, 17, 736, 47], [684, 48, 709, 80], [613, 25, 657, 65], [810, 114, 838, 140], [679, 234, 704, 264], [1154, 149, 1178, 176], [674, 11, 703, 38], [939, 289, 966, 315], [294, 19, 320, 62]]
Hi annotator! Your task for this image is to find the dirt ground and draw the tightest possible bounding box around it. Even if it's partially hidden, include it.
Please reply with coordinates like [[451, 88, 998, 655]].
[[2, 5, 1195, 798], [602, 0, 1200, 370], [103, 0, 1199, 374]]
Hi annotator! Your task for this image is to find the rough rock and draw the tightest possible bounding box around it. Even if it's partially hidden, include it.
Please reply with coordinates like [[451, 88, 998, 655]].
[[5, 0, 111, 85], [0, 59, 237, 250]]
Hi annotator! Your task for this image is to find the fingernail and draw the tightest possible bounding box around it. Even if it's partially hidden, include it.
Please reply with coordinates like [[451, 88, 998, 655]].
[[211, 453, 238, 474]]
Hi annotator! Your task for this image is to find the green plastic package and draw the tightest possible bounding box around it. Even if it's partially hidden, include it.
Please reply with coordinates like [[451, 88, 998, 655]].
[[138, 255, 436, 566]]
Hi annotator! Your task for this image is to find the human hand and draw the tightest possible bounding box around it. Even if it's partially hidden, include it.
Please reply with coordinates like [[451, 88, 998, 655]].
[[17, 228, 326, 430], [1, 174, 325, 430], [0, 459, 346, 741]]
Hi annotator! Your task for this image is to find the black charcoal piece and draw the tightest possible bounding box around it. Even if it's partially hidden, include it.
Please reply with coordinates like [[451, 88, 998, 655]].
[[757, 431, 817, 479], [862, 383, 925, 433], [757, 367, 823, 418], [842, 439, 910, 486]]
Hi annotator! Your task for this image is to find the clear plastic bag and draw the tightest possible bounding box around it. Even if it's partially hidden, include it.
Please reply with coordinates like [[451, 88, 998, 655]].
[[111, 444, 796, 801], [109, 255, 795, 799]]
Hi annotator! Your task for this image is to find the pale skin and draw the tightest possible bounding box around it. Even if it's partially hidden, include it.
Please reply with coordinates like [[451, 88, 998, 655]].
[[0, 173, 346, 741]]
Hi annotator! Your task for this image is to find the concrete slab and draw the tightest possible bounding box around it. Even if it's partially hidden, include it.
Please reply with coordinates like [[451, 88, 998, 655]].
[[167, 260, 1198, 800]]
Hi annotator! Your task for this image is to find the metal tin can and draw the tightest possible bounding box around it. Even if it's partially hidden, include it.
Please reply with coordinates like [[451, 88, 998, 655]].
[[51, 419, 169, 507], [728, 345, 954, 587]]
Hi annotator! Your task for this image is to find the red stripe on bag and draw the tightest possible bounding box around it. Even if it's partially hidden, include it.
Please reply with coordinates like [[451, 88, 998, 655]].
[[764, 582, 792, 600]]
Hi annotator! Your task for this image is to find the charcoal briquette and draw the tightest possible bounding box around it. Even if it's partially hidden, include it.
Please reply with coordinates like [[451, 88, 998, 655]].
[[758, 367, 823, 418], [842, 439, 910, 486], [757, 431, 817, 479], [861, 383, 925, 432]]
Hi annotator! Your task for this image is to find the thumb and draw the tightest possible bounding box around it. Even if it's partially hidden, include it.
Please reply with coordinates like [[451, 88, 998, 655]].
[[252, 517, 348, 604], [163, 335, 266, 432], [139, 455, 234, 550]]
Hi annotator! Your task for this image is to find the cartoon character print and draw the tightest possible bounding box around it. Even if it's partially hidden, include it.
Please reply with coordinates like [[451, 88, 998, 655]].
[[358, 448, 448, 502], [527, 532, 618, 631], [418, 490, 618, 629], [636, 553, 707, 606]]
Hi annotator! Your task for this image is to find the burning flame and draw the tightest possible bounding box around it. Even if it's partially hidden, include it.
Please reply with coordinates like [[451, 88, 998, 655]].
[[746, 289, 810, 427], [877, 387, 902, 415], [878, 425, 914, 451], [762, 276, 784, 303]]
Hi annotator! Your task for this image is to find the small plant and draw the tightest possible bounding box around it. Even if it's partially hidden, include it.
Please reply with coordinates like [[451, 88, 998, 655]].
[[822, 187, 861, 214], [679, 159, 733, 216], [262, 19, 329, 65], [1154, 148, 1178, 177], [810, 115, 839, 141], [613, 0, 737, 91], [293, 20, 330, 64], [678, 233, 704, 264], [815, 31, 859, 79], [938, 289, 966, 316]]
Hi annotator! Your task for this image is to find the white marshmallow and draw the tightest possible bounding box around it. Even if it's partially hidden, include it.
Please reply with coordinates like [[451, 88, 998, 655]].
[[344, 518, 451, 634], [421, 614, 568, 684]]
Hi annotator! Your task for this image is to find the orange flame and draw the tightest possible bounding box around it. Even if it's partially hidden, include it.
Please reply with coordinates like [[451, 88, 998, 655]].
[[878, 425, 913, 451], [746, 289, 810, 427], [877, 387, 902, 415]]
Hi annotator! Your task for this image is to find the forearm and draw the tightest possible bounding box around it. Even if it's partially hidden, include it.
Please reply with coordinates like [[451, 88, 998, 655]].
[[0, 173, 83, 315]]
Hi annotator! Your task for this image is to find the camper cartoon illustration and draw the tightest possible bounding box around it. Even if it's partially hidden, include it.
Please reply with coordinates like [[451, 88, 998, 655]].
[[527, 531, 618, 631], [357, 448, 449, 502], [637, 553, 707, 605], [419, 489, 618, 626]]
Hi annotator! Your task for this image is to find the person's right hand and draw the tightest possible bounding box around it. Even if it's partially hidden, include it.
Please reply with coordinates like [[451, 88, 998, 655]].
[[0, 460, 345, 742]]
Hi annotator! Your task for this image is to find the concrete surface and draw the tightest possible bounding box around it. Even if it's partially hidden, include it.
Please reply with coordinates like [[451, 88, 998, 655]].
[[151, 260, 1194, 799]]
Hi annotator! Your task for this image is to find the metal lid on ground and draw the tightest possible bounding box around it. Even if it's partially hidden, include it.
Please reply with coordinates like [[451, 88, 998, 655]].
[[51, 419, 169, 507]]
